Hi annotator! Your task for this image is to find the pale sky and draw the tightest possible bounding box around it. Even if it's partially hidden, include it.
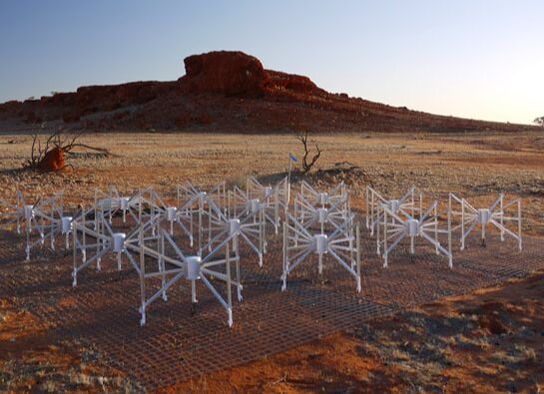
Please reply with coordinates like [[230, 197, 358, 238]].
[[0, 0, 543, 124]]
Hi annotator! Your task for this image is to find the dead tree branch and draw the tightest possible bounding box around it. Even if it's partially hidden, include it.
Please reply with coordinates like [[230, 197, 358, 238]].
[[296, 131, 322, 174], [24, 130, 110, 171]]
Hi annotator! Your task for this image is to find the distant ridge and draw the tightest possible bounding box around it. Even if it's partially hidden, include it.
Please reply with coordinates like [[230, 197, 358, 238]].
[[0, 50, 537, 133]]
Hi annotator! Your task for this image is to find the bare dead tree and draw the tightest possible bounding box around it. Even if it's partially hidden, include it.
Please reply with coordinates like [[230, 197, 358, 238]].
[[25, 130, 110, 171], [296, 131, 322, 174], [26, 131, 59, 168], [60, 131, 111, 156]]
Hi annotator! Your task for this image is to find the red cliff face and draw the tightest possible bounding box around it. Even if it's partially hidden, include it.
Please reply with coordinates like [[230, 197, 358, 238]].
[[177, 51, 323, 98], [265, 70, 322, 95], [179, 51, 269, 97], [0, 50, 536, 133]]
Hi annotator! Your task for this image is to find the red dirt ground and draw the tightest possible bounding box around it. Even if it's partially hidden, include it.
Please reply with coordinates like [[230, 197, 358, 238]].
[[169, 270, 544, 393], [0, 300, 139, 392]]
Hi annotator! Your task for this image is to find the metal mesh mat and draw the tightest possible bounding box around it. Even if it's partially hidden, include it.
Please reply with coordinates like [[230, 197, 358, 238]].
[[0, 228, 542, 390]]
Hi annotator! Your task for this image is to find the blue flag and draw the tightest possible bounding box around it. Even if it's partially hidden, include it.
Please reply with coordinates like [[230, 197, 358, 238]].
[[289, 153, 298, 163]]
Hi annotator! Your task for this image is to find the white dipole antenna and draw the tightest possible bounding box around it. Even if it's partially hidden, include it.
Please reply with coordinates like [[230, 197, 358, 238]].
[[123, 199, 243, 327], [449, 193, 522, 251], [379, 200, 453, 269], [282, 182, 360, 293]]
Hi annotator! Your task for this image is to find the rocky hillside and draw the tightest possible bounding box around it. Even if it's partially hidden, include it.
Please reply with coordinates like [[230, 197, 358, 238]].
[[0, 51, 537, 133]]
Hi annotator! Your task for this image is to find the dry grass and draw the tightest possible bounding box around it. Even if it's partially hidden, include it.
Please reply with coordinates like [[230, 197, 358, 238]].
[[0, 130, 543, 392], [1, 130, 543, 234]]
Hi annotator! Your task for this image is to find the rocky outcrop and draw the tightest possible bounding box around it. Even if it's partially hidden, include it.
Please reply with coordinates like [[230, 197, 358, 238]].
[[0, 50, 537, 134], [38, 147, 65, 172], [266, 70, 322, 95], [179, 51, 269, 97], [177, 51, 323, 98], [56, 81, 178, 122]]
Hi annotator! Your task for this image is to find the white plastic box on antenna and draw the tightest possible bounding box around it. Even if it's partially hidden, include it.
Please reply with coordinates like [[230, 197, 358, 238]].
[[121, 186, 170, 225], [449, 193, 522, 251], [176, 181, 228, 249], [71, 199, 147, 286], [1, 191, 72, 260], [246, 176, 290, 233], [293, 189, 352, 235], [94, 185, 164, 225], [178, 182, 227, 213], [226, 185, 268, 260], [126, 186, 191, 239], [299, 180, 348, 210], [366, 186, 423, 237], [94, 185, 126, 224], [281, 183, 361, 293], [377, 197, 453, 268], [209, 185, 268, 267], [123, 199, 244, 327]]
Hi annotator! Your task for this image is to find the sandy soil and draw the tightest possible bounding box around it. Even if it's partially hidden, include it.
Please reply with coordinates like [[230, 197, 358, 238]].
[[172, 270, 544, 393], [0, 130, 543, 392], [1, 131, 542, 232], [0, 298, 140, 392]]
